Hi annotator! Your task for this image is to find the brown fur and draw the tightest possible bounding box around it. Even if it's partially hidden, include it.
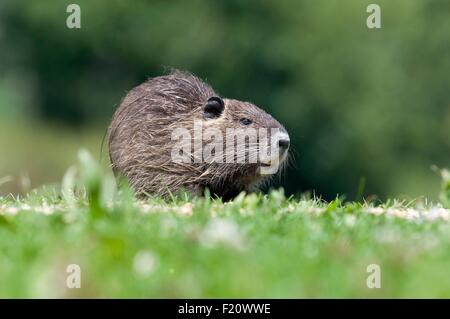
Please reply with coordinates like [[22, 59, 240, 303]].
[[108, 70, 288, 200]]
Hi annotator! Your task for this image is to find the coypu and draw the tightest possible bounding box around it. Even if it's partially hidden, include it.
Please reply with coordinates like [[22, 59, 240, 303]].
[[108, 70, 290, 200]]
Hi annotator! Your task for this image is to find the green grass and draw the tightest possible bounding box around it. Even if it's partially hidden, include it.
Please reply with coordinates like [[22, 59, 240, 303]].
[[0, 151, 449, 298]]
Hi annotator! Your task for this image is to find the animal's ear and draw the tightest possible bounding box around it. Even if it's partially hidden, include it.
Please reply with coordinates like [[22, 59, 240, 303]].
[[204, 97, 224, 119]]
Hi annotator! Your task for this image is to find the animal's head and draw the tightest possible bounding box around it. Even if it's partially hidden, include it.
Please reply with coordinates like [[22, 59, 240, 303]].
[[196, 95, 290, 193]]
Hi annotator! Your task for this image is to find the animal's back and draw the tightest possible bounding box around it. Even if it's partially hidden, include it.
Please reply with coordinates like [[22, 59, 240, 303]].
[[108, 71, 216, 196]]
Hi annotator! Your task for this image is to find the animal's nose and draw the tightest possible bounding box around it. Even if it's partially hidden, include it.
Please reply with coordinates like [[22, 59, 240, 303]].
[[278, 138, 290, 150]]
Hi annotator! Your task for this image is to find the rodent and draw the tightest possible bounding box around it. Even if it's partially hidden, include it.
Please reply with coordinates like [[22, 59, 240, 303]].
[[108, 70, 290, 200]]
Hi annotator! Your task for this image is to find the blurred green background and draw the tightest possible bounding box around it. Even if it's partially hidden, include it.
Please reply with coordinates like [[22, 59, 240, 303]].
[[0, 0, 449, 200]]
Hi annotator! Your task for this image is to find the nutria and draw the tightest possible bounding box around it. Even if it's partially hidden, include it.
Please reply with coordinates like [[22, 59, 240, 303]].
[[108, 70, 290, 200]]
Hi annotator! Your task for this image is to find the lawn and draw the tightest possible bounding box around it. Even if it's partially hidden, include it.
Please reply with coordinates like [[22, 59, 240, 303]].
[[0, 151, 449, 298]]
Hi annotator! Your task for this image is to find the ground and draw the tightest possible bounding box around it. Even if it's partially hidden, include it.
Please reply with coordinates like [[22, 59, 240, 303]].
[[0, 152, 449, 298]]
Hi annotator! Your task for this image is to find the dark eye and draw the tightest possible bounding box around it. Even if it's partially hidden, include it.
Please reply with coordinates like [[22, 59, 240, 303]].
[[240, 118, 252, 125]]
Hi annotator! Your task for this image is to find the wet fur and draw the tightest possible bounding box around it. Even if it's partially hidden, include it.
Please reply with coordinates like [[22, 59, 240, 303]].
[[108, 70, 287, 200]]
